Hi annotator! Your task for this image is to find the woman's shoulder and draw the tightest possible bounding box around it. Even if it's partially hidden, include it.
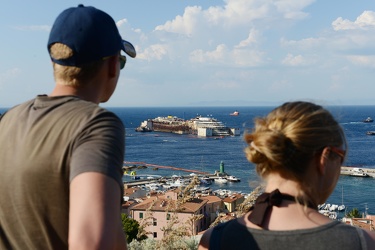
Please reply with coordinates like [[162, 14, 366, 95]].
[[198, 219, 251, 250], [198, 227, 213, 250]]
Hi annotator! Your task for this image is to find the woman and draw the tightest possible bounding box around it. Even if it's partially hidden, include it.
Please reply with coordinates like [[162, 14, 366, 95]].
[[199, 101, 375, 250]]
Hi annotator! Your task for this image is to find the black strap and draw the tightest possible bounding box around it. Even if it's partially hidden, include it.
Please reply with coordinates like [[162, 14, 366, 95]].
[[248, 189, 316, 227]]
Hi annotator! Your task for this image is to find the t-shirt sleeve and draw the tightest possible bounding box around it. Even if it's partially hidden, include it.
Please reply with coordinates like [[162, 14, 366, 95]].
[[69, 111, 125, 198]]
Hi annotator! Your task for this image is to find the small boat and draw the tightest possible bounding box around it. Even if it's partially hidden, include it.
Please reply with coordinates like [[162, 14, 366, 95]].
[[350, 168, 369, 177], [329, 212, 338, 220], [199, 178, 212, 186], [329, 204, 338, 211], [230, 111, 239, 116], [214, 177, 228, 184], [226, 175, 241, 182], [367, 131, 375, 135], [363, 117, 374, 123], [337, 205, 346, 211], [135, 126, 152, 132], [318, 203, 326, 210]]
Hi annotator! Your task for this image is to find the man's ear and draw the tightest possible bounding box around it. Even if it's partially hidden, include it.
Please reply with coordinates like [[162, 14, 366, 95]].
[[107, 55, 118, 78], [318, 147, 331, 176]]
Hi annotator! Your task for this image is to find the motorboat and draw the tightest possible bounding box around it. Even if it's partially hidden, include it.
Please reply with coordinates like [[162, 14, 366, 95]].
[[199, 177, 212, 186], [337, 205, 346, 211], [214, 177, 228, 184], [230, 111, 239, 116], [367, 131, 375, 135], [350, 168, 369, 177], [363, 117, 374, 123], [329, 204, 338, 211], [226, 175, 241, 182]]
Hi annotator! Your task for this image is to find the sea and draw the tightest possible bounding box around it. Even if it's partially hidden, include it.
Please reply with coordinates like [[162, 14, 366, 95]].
[[2, 105, 375, 215]]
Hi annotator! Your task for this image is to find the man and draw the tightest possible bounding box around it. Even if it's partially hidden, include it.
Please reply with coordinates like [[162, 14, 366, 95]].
[[0, 5, 135, 249]]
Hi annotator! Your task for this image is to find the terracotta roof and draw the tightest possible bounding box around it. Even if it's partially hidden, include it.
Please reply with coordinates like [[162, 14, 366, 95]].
[[200, 195, 222, 204], [122, 200, 136, 209], [352, 218, 373, 231], [131, 196, 207, 213], [222, 193, 244, 203], [124, 187, 141, 196]]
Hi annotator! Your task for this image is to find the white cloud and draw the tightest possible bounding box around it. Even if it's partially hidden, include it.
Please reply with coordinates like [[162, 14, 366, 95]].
[[116, 19, 128, 27], [232, 48, 265, 67], [346, 55, 375, 68], [155, 0, 313, 36], [189, 44, 227, 63], [280, 37, 325, 50], [14, 25, 50, 32], [155, 6, 201, 36], [274, 0, 315, 19], [332, 11, 375, 31], [137, 44, 168, 61], [235, 29, 260, 48], [282, 53, 306, 66]]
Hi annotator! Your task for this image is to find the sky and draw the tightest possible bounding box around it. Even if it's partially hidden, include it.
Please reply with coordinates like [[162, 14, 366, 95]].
[[1, 0, 375, 107]]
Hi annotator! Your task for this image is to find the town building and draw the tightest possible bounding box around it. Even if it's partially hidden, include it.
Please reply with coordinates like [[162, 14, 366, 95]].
[[129, 189, 221, 240]]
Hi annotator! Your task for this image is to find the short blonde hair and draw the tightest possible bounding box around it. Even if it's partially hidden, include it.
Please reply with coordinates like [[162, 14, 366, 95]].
[[50, 43, 105, 87], [244, 101, 346, 181]]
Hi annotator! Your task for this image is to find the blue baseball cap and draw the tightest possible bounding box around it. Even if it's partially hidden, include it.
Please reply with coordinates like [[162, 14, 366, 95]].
[[48, 4, 136, 66]]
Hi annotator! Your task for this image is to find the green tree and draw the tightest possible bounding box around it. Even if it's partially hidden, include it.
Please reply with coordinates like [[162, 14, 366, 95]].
[[121, 213, 147, 243], [346, 208, 361, 218]]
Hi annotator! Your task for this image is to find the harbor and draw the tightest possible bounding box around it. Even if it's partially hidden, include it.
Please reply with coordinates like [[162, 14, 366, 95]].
[[123, 161, 241, 189], [123, 162, 375, 191], [115, 105, 375, 214]]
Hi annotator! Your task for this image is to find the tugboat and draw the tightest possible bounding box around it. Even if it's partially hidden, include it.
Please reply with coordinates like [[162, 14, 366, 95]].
[[363, 117, 373, 123]]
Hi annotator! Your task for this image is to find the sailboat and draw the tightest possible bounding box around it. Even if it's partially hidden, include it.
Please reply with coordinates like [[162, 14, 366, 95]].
[[337, 186, 346, 211]]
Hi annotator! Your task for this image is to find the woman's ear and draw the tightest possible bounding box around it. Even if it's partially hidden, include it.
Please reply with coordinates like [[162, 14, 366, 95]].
[[318, 147, 331, 176]]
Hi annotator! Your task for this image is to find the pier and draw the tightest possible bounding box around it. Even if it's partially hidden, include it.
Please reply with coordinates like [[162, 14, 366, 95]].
[[123, 161, 210, 175]]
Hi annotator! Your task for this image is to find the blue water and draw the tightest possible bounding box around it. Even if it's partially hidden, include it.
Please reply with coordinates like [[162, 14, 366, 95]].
[[2, 105, 375, 214]]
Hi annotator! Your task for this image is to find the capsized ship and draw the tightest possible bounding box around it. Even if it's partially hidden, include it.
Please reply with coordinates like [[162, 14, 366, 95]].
[[135, 115, 240, 137]]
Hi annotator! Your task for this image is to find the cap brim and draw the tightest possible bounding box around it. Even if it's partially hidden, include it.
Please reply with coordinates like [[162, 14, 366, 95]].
[[122, 40, 136, 58]]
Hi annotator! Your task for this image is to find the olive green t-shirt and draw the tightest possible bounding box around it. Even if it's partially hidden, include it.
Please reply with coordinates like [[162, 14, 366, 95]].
[[0, 96, 125, 249]]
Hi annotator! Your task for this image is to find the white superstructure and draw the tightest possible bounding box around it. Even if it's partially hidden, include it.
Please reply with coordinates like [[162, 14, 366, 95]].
[[188, 116, 232, 136]]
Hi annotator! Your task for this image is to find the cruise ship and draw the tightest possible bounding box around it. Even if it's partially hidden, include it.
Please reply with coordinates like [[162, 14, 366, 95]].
[[135, 115, 240, 137], [188, 116, 237, 136]]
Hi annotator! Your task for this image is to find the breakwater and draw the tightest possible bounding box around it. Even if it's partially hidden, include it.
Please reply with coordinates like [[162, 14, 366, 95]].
[[124, 161, 210, 175]]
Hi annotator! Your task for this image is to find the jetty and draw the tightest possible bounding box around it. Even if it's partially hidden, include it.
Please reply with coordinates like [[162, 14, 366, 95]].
[[124, 161, 210, 175]]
